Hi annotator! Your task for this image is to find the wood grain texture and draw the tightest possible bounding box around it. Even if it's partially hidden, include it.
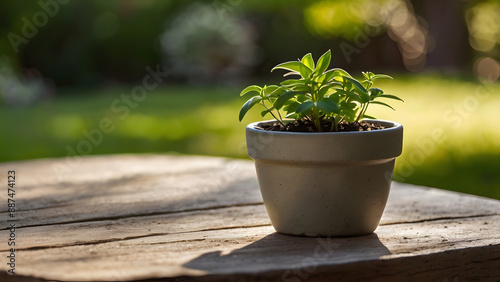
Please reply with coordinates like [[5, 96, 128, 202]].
[[0, 154, 499, 281]]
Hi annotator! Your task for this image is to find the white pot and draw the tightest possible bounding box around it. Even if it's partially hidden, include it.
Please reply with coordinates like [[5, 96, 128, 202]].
[[246, 119, 403, 237]]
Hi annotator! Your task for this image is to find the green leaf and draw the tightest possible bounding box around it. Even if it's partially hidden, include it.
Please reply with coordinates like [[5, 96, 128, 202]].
[[377, 94, 404, 102], [272, 61, 312, 79], [341, 107, 357, 122], [281, 79, 306, 86], [283, 71, 301, 77], [372, 74, 393, 80], [369, 87, 383, 99], [370, 101, 396, 111], [268, 86, 288, 97], [297, 95, 308, 103], [284, 101, 300, 113], [315, 50, 331, 75], [301, 53, 315, 70], [240, 85, 262, 96], [362, 71, 374, 81], [317, 98, 340, 114], [328, 91, 340, 103], [317, 69, 337, 83], [332, 68, 353, 78], [274, 91, 298, 110], [271, 61, 304, 73], [318, 84, 342, 100], [272, 61, 302, 73], [293, 85, 311, 92], [335, 89, 361, 102], [343, 76, 369, 102], [261, 109, 271, 117], [341, 100, 357, 109], [239, 96, 262, 121], [342, 76, 367, 94], [296, 100, 315, 114], [318, 86, 330, 100], [298, 63, 313, 78], [361, 114, 377, 119], [263, 85, 279, 96]]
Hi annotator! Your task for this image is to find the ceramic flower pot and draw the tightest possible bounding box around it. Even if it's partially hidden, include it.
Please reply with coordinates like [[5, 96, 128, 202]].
[[246, 119, 403, 237]]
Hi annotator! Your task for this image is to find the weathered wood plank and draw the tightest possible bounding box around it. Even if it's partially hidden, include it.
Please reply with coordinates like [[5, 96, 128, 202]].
[[0, 205, 270, 252], [382, 182, 500, 224], [0, 215, 498, 281], [0, 155, 238, 188], [0, 155, 261, 228]]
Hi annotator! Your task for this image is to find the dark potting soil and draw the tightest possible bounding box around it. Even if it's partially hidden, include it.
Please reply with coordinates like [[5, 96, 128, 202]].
[[256, 118, 386, 132]]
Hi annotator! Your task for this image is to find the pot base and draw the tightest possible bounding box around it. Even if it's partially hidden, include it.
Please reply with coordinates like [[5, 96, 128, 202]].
[[276, 230, 374, 238], [255, 159, 394, 237]]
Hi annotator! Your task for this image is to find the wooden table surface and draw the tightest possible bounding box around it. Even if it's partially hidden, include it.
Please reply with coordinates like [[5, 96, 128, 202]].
[[0, 154, 499, 282]]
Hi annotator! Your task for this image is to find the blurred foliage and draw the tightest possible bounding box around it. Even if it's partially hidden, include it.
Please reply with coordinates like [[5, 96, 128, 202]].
[[160, 2, 258, 84], [1, 0, 499, 89], [0, 1, 182, 86], [0, 76, 499, 199], [304, 0, 386, 39]]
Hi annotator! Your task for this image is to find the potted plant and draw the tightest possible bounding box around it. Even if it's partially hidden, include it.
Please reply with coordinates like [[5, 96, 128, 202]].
[[239, 50, 404, 237]]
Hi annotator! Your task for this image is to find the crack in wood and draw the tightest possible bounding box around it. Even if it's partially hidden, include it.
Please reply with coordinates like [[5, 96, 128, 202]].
[[197, 223, 272, 233], [0, 202, 265, 230], [379, 213, 500, 226], [146, 238, 207, 245], [14, 224, 271, 251]]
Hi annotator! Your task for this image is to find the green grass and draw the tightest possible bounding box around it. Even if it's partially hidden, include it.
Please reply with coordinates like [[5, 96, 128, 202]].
[[370, 74, 500, 200], [1, 75, 499, 199], [0, 85, 248, 160]]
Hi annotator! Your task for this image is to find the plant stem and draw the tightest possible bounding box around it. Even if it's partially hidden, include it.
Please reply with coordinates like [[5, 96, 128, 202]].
[[338, 114, 346, 124], [261, 102, 286, 127], [313, 108, 322, 132], [331, 116, 337, 132], [356, 103, 368, 122], [362, 102, 370, 120], [276, 108, 283, 121]]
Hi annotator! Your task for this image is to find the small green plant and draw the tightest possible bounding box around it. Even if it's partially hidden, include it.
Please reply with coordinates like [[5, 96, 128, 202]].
[[239, 50, 403, 132]]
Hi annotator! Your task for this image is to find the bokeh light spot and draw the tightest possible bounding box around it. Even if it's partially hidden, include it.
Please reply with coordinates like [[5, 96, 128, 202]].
[[474, 57, 500, 83], [466, 2, 500, 53]]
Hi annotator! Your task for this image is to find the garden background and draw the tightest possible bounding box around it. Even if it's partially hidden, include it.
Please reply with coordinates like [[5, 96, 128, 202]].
[[1, 0, 499, 199]]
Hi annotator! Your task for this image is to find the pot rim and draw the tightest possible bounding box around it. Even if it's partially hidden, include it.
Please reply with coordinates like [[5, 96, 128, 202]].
[[246, 119, 402, 135]]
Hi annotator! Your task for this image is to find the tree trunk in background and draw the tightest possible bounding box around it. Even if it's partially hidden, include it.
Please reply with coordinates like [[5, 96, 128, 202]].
[[416, 0, 472, 72]]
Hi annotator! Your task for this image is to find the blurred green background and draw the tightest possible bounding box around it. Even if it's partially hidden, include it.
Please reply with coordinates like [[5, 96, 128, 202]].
[[0, 0, 499, 199]]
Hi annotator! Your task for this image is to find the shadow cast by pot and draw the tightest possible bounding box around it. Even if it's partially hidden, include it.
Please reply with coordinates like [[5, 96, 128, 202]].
[[183, 232, 391, 279]]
